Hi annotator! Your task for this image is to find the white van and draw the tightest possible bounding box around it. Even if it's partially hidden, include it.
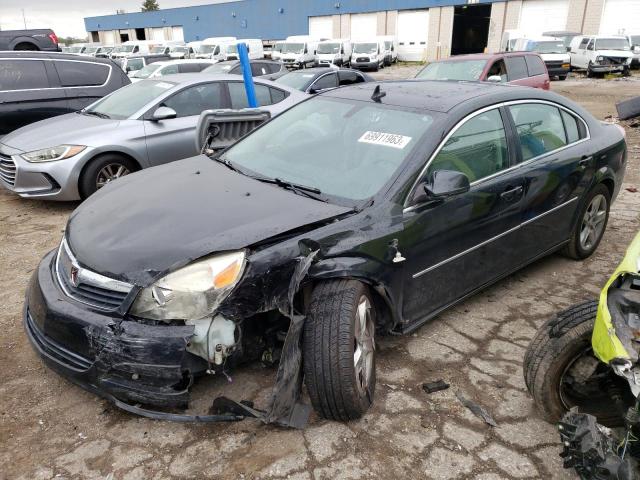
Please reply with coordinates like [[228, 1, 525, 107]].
[[150, 41, 185, 56], [570, 35, 633, 76], [280, 36, 319, 69], [513, 36, 571, 80], [224, 39, 264, 61], [271, 41, 285, 61], [110, 40, 154, 60], [378, 35, 399, 65], [194, 37, 237, 60], [351, 40, 386, 71], [501, 29, 526, 52], [316, 39, 352, 67]]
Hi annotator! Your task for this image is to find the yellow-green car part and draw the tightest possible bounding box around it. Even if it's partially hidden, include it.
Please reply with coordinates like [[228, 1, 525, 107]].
[[592, 231, 640, 364]]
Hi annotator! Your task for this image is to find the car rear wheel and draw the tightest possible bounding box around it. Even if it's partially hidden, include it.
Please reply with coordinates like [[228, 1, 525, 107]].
[[562, 184, 610, 260], [303, 279, 376, 421], [14, 42, 38, 51], [79, 154, 137, 199], [523, 301, 631, 426]]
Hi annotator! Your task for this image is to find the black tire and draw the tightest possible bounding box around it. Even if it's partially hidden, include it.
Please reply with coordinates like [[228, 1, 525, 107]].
[[14, 42, 38, 51], [587, 64, 594, 78], [303, 279, 376, 421], [523, 301, 629, 426], [562, 183, 611, 260], [79, 154, 137, 199], [559, 75, 567, 81]]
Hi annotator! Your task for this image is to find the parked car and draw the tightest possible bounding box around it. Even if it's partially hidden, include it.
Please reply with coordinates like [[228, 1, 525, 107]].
[[623, 33, 640, 66], [351, 40, 386, 71], [0, 74, 306, 200], [202, 59, 288, 80], [570, 35, 633, 77], [513, 36, 571, 80], [224, 39, 264, 61], [270, 40, 285, 61], [379, 35, 399, 65], [109, 40, 154, 60], [275, 67, 372, 94], [0, 51, 130, 136], [22, 80, 626, 425], [415, 52, 550, 90], [150, 41, 184, 56], [168, 45, 196, 59], [542, 31, 582, 52], [194, 37, 237, 60], [316, 39, 352, 67], [280, 35, 320, 69], [130, 59, 218, 82], [0, 28, 60, 51], [94, 46, 115, 58], [117, 54, 171, 76]]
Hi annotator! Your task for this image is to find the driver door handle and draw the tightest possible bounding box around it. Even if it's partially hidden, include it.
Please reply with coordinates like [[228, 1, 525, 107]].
[[500, 185, 524, 202]]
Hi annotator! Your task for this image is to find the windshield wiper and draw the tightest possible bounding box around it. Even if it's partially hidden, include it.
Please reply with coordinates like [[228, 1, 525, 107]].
[[212, 154, 241, 173], [252, 175, 327, 202], [81, 110, 111, 119]]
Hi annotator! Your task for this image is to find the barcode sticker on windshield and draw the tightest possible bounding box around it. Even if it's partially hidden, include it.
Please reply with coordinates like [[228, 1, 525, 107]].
[[358, 131, 412, 149]]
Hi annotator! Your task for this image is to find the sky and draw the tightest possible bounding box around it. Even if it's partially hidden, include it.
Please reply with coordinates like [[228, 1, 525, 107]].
[[0, 0, 235, 38]]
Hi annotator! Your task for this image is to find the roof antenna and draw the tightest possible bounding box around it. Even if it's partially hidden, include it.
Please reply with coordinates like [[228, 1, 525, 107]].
[[371, 85, 386, 103]]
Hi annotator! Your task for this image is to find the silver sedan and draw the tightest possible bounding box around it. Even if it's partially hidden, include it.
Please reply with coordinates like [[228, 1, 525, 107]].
[[0, 74, 307, 201]]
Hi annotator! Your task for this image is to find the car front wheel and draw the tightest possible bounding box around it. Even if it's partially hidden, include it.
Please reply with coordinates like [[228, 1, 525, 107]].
[[79, 154, 137, 199], [303, 279, 376, 421]]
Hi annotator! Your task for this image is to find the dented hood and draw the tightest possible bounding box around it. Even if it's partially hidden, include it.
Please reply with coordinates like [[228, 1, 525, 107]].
[[66, 155, 351, 285]]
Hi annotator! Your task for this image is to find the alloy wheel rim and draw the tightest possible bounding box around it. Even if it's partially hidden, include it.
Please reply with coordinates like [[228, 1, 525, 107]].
[[96, 163, 130, 189], [353, 296, 375, 396], [579, 194, 607, 251]]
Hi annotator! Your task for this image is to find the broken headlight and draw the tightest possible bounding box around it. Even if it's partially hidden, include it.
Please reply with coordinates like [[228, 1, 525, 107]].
[[21, 145, 86, 163], [130, 251, 246, 321]]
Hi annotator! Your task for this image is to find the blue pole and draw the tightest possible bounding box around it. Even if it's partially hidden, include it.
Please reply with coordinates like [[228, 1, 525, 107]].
[[237, 42, 258, 108]]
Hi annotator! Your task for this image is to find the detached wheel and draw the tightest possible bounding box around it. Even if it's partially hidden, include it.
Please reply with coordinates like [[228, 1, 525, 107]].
[[303, 280, 376, 421], [79, 154, 137, 199], [562, 184, 610, 260], [523, 301, 630, 426]]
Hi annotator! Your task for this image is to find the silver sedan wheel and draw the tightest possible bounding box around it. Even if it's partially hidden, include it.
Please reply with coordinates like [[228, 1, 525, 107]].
[[353, 296, 375, 397], [579, 194, 607, 251], [96, 163, 130, 189]]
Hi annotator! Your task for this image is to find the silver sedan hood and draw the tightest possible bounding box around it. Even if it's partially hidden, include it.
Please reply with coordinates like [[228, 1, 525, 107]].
[[0, 113, 121, 153]]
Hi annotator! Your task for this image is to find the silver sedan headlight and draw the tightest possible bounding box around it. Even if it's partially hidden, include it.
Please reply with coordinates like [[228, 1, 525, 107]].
[[21, 145, 86, 163], [130, 251, 246, 321]]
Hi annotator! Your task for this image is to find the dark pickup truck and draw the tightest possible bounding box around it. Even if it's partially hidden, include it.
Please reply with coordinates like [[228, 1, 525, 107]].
[[0, 29, 60, 51]]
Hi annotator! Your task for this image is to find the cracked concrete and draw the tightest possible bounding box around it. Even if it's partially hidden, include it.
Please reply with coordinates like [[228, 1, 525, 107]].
[[1, 66, 639, 479]]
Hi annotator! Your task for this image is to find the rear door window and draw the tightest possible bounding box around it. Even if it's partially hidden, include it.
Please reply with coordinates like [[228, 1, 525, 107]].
[[525, 55, 546, 76], [0, 60, 49, 90], [311, 73, 338, 91], [162, 82, 224, 117], [505, 56, 529, 80], [509, 103, 568, 161], [486, 60, 507, 82], [55, 61, 110, 87], [338, 71, 366, 86]]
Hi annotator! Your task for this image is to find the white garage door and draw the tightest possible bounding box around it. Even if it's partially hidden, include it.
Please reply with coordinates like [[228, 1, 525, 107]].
[[101, 30, 115, 45], [309, 16, 333, 39], [397, 10, 429, 62], [151, 28, 165, 41], [350, 13, 378, 40], [518, 0, 569, 37], [171, 26, 184, 42], [600, 0, 640, 35]]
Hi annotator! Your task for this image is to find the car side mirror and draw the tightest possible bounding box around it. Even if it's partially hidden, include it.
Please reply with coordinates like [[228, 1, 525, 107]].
[[424, 170, 470, 199], [487, 75, 502, 83], [151, 106, 177, 121]]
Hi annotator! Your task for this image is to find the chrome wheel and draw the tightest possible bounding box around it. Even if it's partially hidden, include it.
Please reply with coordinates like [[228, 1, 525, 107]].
[[353, 296, 375, 397], [96, 163, 130, 189], [579, 194, 607, 251]]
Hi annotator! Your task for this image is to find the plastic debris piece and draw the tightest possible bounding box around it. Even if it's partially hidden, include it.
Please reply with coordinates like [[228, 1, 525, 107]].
[[456, 391, 498, 427], [422, 379, 450, 394]]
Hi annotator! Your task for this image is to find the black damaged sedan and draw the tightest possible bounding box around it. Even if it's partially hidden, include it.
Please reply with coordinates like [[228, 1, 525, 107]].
[[25, 80, 627, 427]]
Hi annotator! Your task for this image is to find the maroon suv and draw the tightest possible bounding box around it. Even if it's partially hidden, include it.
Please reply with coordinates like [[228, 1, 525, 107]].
[[415, 51, 550, 90]]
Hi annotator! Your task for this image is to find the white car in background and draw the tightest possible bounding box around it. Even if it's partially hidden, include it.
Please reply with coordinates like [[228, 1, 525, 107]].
[[623, 34, 640, 66], [513, 36, 571, 80], [130, 59, 219, 82], [316, 39, 352, 67], [351, 40, 386, 72], [570, 35, 633, 76]]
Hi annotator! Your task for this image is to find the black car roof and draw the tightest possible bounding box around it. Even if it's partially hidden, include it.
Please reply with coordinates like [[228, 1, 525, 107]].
[[322, 79, 541, 113], [0, 51, 115, 65]]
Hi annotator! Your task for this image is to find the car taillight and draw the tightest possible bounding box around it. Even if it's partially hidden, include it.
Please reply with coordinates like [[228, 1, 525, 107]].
[[48, 32, 58, 45]]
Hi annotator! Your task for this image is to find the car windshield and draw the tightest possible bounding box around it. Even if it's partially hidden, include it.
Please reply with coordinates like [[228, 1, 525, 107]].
[[172, 46, 188, 53], [114, 45, 135, 53], [596, 38, 631, 50], [84, 80, 176, 120], [222, 97, 437, 203], [274, 71, 316, 90], [631, 36, 640, 46], [317, 43, 340, 54], [416, 60, 487, 81], [274, 43, 283, 52], [202, 63, 234, 74], [199, 45, 217, 53], [68, 46, 84, 53], [532, 41, 566, 54], [126, 58, 144, 71], [353, 43, 378, 54], [282, 43, 305, 54], [132, 63, 162, 79], [150, 46, 167, 54], [227, 44, 238, 54]]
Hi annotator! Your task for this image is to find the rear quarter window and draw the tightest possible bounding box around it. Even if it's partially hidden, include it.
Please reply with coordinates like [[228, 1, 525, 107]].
[[0, 60, 49, 90], [525, 55, 546, 76], [505, 56, 529, 80], [55, 61, 110, 87]]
